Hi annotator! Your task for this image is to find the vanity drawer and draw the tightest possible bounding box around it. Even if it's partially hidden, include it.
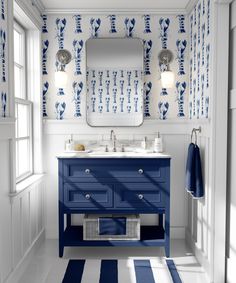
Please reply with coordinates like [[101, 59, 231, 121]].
[[64, 183, 113, 208], [63, 159, 167, 181], [115, 183, 167, 209]]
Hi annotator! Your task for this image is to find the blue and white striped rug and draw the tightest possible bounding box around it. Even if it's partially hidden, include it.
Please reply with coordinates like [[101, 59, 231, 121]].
[[46, 258, 182, 283]]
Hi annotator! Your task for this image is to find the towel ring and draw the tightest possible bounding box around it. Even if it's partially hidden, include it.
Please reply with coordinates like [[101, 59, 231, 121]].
[[191, 127, 201, 145], [191, 129, 197, 144]]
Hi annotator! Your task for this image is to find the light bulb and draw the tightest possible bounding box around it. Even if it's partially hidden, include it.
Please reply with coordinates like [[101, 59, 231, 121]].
[[161, 71, 175, 88], [55, 71, 68, 88]]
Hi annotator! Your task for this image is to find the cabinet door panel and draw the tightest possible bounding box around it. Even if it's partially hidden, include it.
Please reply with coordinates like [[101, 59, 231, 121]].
[[64, 183, 113, 208], [115, 183, 167, 209]]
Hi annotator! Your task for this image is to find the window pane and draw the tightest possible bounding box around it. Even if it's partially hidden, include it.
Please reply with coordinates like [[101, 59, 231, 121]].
[[15, 103, 18, 137], [16, 141, 19, 178], [18, 139, 30, 177], [14, 29, 22, 65], [14, 65, 24, 99], [18, 104, 29, 137]]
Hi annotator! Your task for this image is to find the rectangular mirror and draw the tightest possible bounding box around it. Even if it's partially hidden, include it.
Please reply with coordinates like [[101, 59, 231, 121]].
[[86, 38, 144, 127]]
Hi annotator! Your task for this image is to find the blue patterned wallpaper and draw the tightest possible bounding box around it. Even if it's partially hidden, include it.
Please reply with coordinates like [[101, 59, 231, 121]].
[[0, 0, 7, 118], [189, 0, 211, 119], [42, 14, 188, 120], [87, 69, 143, 115]]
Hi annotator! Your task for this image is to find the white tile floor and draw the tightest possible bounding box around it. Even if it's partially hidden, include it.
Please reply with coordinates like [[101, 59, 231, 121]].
[[16, 239, 209, 283]]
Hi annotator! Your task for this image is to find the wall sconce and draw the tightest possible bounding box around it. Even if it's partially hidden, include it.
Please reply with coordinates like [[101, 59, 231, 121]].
[[55, 49, 72, 88], [158, 49, 175, 88]]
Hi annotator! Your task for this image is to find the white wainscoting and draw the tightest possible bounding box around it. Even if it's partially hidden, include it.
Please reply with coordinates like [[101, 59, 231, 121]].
[[10, 178, 45, 269], [0, 138, 45, 283], [0, 138, 12, 283], [185, 128, 212, 278]]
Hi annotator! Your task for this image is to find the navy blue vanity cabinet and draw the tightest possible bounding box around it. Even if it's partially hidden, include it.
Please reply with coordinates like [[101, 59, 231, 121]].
[[58, 157, 171, 257]]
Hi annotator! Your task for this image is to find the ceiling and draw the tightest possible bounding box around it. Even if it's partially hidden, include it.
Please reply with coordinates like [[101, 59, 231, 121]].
[[40, 0, 192, 11]]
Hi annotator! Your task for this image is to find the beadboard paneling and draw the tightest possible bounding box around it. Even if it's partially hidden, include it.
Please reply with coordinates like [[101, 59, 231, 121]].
[[186, 133, 211, 276]]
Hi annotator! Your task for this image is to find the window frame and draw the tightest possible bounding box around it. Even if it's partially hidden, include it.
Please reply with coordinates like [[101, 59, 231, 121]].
[[14, 20, 34, 183]]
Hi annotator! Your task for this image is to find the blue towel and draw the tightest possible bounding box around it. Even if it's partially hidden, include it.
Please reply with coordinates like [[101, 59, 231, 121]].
[[185, 143, 204, 198], [99, 217, 126, 235], [185, 143, 196, 193]]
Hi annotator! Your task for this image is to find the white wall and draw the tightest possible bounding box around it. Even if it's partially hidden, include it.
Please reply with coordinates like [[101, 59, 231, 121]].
[[226, 1, 236, 282]]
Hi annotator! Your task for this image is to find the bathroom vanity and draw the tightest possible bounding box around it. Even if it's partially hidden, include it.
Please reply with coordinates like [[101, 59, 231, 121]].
[[57, 152, 171, 257]]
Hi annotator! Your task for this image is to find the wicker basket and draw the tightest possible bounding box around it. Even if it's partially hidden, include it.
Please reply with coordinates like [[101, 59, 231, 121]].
[[83, 214, 140, 241]]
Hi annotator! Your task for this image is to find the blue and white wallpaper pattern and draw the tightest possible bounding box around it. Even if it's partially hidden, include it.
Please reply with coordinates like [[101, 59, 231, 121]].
[[87, 69, 143, 115], [0, 0, 7, 118], [189, 0, 211, 119], [42, 14, 188, 120]]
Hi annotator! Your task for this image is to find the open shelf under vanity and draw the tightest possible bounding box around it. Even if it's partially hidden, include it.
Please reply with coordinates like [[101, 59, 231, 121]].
[[63, 225, 166, 247]]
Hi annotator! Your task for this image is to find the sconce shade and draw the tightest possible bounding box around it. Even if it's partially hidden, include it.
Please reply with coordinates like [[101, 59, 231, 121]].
[[55, 49, 72, 88], [55, 70, 68, 88], [161, 71, 175, 88]]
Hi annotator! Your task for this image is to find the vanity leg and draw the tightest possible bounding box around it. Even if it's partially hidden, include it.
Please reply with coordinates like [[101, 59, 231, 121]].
[[67, 214, 71, 227], [59, 203, 64, 257], [59, 244, 64, 258], [165, 209, 170, 258]]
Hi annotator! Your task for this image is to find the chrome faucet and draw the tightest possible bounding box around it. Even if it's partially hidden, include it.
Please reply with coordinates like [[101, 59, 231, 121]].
[[110, 130, 117, 152]]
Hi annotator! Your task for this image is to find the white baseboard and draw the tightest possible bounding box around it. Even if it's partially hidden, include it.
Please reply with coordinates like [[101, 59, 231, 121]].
[[185, 228, 211, 283], [5, 229, 45, 283]]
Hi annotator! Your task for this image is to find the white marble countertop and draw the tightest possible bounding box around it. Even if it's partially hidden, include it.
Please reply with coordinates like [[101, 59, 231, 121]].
[[56, 151, 171, 159]]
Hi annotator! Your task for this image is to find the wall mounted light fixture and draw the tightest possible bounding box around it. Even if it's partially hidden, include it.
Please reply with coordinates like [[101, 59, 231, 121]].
[[55, 49, 72, 88], [158, 49, 175, 88]]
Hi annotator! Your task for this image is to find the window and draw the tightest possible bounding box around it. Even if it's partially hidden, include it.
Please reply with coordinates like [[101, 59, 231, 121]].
[[14, 21, 33, 182]]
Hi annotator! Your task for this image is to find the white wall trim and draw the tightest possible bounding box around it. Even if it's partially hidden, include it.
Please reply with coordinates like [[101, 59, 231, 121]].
[[5, 229, 45, 283], [185, 0, 198, 14], [210, 2, 230, 282], [44, 8, 187, 15], [231, 0, 236, 29], [43, 119, 211, 137], [32, 0, 45, 14], [9, 174, 45, 199], [14, 0, 42, 30], [229, 89, 236, 109]]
